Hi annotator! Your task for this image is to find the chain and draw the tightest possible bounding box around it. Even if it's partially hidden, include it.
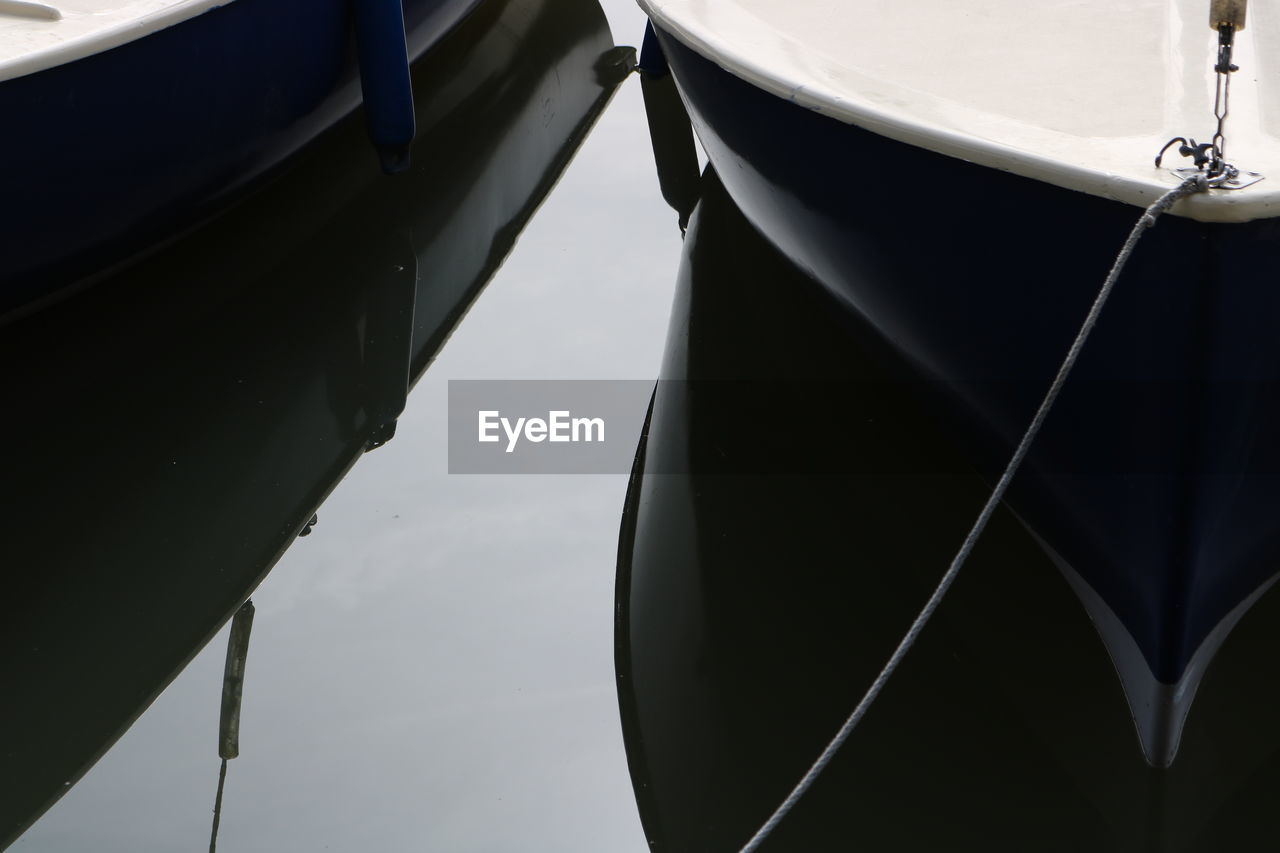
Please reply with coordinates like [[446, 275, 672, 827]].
[[1210, 23, 1237, 175], [1154, 16, 1243, 180]]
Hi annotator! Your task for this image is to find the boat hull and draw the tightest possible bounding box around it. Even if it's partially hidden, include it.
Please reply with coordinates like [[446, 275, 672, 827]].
[[617, 169, 1280, 850], [652, 26, 1280, 766], [0, 0, 479, 313]]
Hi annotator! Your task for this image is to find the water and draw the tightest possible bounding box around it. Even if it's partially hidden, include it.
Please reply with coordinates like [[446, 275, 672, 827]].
[[10, 2, 1280, 851], [3, 0, 670, 849]]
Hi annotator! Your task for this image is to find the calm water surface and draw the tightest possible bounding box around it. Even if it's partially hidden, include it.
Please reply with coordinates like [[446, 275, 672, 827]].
[[5, 0, 670, 849], [9, 1, 1280, 851]]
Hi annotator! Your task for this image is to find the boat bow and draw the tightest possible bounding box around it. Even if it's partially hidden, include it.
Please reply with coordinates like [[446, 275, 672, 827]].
[[640, 0, 1280, 221]]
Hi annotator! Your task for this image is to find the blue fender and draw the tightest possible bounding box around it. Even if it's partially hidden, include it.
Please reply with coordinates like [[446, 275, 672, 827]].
[[352, 0, 416, 173]]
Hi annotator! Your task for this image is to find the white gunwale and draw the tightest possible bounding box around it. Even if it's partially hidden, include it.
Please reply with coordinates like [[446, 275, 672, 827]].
[[0, 0, 227, 84], [640, 0, 1280, 223]]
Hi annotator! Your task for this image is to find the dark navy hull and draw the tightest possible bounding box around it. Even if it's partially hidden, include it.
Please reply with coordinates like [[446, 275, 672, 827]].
[[653, 28, 1280, 765], [0, 0, 479, 313], [617, 171, 1280, 851]]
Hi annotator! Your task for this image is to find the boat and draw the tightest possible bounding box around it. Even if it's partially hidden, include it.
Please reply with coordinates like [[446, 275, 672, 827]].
[[0, 0, 630, 843], [616, 171, 1280, 850], [637, 0, 1280, 767], [0, 0, 479, 312]]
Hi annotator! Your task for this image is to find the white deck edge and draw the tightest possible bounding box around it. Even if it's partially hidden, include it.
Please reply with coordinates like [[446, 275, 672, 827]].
[[640, 0, 1280, 223], [0, 0, 227, 84]]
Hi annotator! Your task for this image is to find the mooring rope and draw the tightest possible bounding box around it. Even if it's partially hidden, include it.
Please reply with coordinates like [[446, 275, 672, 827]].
[[739, 175, 1209, 853], [209, 758, 228, 853]]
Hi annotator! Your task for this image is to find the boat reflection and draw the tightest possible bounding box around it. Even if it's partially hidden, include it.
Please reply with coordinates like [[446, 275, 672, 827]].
[[616, 171, 1280, 852], [0, 1, 630, 847]]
